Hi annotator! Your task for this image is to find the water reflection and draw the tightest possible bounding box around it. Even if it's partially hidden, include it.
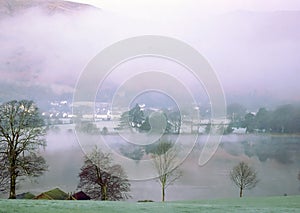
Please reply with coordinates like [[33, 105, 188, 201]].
[[5, 129, 300, 201]]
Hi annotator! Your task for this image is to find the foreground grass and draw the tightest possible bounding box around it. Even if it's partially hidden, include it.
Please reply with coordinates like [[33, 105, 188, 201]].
[[0, 196, 299, 213]]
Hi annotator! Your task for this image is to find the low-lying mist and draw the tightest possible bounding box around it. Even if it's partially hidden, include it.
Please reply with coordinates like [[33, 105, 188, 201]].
[[6, 127, 299, 201]]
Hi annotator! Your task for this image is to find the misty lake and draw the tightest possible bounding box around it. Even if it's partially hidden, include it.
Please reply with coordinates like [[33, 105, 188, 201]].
[[9, 126, 300, 201], [1, 0, 300, 205]]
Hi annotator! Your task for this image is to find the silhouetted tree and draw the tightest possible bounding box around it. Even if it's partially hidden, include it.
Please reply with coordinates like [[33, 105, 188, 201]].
[[119, 144, 144, 161], [140, 111, 171, 133], [118, 104, 145, 131], [78, 147, 131, 200], [119, 104, 179, 134], [151, 141, 182, 202], [139, 116, 151, 131], [268, 104, 300, 133], [205, 123, 211, 134], [230, 161, 258, 197], [75, 121, 100, 135], [101, 127, 108, 135], [224, 104, 300, 133], [255, 108, 271, 132], [129, 104, 145, 128], [242, 113, 256, 133], [0, 100, 47, 199]]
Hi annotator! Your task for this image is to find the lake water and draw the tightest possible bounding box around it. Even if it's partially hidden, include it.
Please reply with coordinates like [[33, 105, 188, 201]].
[[5, 127, 300, 201]]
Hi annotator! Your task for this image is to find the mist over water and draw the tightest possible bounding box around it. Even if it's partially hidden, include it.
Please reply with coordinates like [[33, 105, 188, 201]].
[[10, 127, 300, 201], [1, 0, 300, 201]]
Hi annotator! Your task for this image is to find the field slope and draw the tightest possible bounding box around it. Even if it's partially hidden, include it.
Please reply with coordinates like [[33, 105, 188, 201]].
[[0, 196, 299, 213]]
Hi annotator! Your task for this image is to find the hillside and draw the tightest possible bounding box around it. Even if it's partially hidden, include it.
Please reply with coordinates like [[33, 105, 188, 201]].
[[0, 0, 95, 16], [0, 196, 299, 213], [0, 1, 300, 108]]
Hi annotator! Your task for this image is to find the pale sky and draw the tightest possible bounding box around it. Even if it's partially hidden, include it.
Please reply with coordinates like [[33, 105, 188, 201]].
[[1, 0, 300, 105], [70, 0, 300, 19], [65, 0, 300, 105]]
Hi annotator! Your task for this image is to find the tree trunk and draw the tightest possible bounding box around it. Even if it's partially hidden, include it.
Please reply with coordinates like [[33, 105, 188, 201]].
[[9, 173, 16, 199], [162, 185, 165, 202], [9, 156, 17, 199], [239, 187, 243, 198], [101, 185, 107, 200]]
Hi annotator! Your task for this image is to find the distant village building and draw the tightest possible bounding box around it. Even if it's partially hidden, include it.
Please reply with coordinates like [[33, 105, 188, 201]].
[[232, 127, 247, 134]]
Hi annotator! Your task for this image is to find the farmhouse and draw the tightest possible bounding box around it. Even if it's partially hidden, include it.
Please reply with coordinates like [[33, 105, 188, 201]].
[[34, 188, 69, 200]]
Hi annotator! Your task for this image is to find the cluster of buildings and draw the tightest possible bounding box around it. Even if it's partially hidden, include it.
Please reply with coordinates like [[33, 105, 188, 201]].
[[41, 101, 115, 124], [41, 101, 233, 134], [16, 188, 90, 200]]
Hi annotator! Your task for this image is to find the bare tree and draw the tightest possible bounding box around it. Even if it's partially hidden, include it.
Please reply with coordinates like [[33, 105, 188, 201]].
[[78, 147, 131, 201], [0, 155, 9, 193], [0, 100, 47, 199], [229, 161, 259, 197], [151, 141, 182, 202]]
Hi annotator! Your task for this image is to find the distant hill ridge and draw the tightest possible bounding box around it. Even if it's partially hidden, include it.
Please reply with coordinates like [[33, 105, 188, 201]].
[[0, 0, 96, 16]]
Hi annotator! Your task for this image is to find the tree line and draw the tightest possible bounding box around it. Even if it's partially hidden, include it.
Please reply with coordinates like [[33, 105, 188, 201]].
[[118, 104, 181, 134], [227, 103, 300, 134]]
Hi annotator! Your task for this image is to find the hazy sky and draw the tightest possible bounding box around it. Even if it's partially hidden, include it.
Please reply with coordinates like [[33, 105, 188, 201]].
[[1, 0, 300, 108], [70, 0, 300, 17], [68, 0, 300, 106]]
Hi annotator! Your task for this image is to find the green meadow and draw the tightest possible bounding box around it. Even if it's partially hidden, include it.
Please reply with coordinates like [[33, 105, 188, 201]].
[[0, 196, 299, 213]]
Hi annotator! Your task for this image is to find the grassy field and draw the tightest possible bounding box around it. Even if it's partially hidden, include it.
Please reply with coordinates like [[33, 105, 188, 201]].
[[0, 196, 299, 213]]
